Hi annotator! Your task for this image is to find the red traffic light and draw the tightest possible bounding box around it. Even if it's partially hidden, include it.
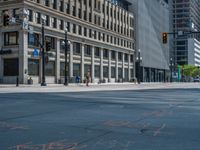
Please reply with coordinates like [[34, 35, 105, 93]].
[[162, 32, 168, 44]]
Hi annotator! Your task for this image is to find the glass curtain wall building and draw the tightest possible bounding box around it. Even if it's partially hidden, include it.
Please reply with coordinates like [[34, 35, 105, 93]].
[[169, 0, 200, 66]]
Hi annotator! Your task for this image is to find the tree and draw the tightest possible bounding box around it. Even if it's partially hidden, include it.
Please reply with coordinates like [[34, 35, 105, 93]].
[[191, 67, 200, 77]]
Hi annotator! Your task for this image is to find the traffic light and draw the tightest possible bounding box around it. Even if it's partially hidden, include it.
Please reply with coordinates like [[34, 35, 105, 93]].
[[162, 32, 168, 44], [45, 42, 51, 52], [3, 14, 10, 26]]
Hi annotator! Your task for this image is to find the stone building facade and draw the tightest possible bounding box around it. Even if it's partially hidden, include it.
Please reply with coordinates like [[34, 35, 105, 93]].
[[0, 0, 135, 84]]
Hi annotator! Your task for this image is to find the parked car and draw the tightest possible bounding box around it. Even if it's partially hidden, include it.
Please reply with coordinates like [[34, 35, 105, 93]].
[[193, 77, 200, 82]]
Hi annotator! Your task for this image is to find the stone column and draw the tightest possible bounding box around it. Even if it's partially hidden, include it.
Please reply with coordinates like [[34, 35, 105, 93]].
[[91, 46, 95, 83], [108, 50, 111, 82], [81, 43, 84, 82], [115, 51, 118, 81], [122, 53, 125, 81], [69, 42, 73, 78], [19, 30, 28, 84], [55, 38, 60, 83], [128, 54, 131, 82], [100, 48, 103, 81]]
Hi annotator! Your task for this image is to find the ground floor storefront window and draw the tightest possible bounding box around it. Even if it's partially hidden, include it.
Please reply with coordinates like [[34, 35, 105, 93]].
[[73, 63, 80, 76], [118, 67, 122, 79], [60, 62, 69, 77], [95, 65, 100, 78], [111, 67, 115, 78], [45, 61, 55, 76], [84, 64, 91, 76], [28, 59, 39, 76], [4, 58, 18, 76], [103, 66, 108, 78]]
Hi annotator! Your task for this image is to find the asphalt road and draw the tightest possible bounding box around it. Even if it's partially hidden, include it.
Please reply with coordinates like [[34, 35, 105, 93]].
[[0, 89, 200, 150]]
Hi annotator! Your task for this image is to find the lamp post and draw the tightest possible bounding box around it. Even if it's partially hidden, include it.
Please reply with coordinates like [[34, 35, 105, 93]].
[[41, 15, 46, 86], [170, 58, 173, 82], [136, 49, 142, 84], [64, 28, 70, 86]]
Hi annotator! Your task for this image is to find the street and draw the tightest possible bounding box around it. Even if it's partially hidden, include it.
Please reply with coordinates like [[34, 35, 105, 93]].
[[0, 87, 200, 149]]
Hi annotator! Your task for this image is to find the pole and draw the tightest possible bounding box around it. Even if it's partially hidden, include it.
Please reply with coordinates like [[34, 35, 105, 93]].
[[170, 58, 172, 82], [41, 20, 46, 86], [138, 51, 141, 84], [64, 30, 68, 86]]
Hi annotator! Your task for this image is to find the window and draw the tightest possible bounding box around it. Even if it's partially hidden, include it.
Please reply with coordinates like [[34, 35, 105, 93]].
[[28, 9, 33, 22], [45, 61, 55, 76], [4, 32, 18, 46], [103, 49, 108, 59], [73, 24, 76, 33], [118, 67, 122, 78], [73, 42, 81, 54], [84, 45, 91, 56], [95, 65, 100, 78], [4, 58, 18, 76], [79, 26, 82, 35], [103, 66, 108, 78], [95, 47, 100, 57], [125, 54, 128, 62], [89, 29, 92, 38], [44, 0, 49, 6], [53, 0, 57, 9], [59, 1, 64, 12], [28, 33, 39, 47], [72, 6, 76, 16], [111, 67, 115, 78], [73, 63, 81, 76], [111, 51, 115, 60], [118, 52, 122, 61], [67, 22, 70, 32], [28, 59, 39, 76], [60, 39, 65, 52], [45, 36, 56, 50], [59, 20, 64, 30], [36, 12, 41, 24], [60, 62, 65, 76], [78, 8, 82, 18], [52, 17, 57, 28], [84, 64, 91, 76], [45, 15, 49, 26], [84, 27, 87, 36]]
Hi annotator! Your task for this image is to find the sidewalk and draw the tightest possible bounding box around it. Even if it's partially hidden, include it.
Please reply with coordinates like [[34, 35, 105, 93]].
[[0, 82, 200, 94]]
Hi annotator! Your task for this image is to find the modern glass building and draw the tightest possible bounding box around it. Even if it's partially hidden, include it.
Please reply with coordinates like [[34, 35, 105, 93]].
[[169, 0, 200, 66]]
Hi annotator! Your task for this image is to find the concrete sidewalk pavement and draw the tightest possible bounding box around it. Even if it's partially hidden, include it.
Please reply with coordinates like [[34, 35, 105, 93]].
[[0, 82, 200, 93]]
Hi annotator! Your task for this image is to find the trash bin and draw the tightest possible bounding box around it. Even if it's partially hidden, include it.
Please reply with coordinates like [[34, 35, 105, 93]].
[[27, 78, 33, 85]]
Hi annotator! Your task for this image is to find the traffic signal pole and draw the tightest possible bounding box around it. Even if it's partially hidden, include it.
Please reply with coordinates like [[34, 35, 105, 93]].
[[41, 19, 46, 86]]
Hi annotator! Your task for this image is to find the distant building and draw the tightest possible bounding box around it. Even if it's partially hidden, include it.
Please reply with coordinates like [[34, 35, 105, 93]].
[[130, 0, 170, 82], [0, 0, 135, 84], [169, 0, 200, 66]]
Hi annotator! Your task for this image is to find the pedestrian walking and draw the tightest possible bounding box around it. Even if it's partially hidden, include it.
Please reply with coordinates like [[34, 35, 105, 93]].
[[86, 74, 90, 86]]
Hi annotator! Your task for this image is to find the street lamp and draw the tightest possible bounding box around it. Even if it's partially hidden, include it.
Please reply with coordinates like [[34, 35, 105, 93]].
[[136, 49, 142, 84], [41, 15, 47, 86], [170, 58, 173, 82], [63, 28, 71, 86]]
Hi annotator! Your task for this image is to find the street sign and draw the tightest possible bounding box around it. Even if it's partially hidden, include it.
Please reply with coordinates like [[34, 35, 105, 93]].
[[32, 48, 39, 57]]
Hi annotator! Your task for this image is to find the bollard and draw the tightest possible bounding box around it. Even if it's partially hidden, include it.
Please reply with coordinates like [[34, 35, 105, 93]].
[[16, 76, 19, 87]]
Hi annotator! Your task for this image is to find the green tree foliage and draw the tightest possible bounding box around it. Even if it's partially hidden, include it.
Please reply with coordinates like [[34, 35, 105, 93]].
[[181, 65, 200, 77]]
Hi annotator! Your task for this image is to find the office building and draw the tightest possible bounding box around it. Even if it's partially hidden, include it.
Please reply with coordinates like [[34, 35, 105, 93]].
[[131, 0, 170, 82], [0, 0, 135, 84], [169, 0, 200, 66]]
